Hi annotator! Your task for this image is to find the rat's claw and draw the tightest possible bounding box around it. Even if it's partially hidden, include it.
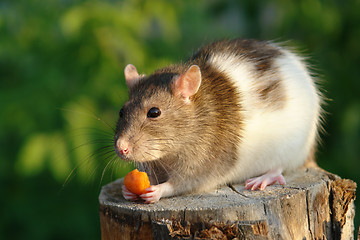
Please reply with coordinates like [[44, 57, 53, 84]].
[[244, 168, 286, 191], [140, 185, 162, 204], [122, 185, 139, 201], [244, 178, 262, 190]]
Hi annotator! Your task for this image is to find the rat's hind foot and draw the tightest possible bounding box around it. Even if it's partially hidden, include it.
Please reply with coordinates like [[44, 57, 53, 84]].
[[244, 168, 286, 191]]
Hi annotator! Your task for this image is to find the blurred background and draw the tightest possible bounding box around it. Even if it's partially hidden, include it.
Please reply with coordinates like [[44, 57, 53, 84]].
[[1, 0, 359, 239]]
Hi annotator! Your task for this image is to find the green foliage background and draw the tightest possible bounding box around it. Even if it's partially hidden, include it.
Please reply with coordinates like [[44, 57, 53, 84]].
[[1, 0, 359, 238]]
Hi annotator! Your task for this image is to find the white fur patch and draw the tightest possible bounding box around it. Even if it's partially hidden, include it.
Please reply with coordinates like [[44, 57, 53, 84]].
[[208, 48, 321, 182]]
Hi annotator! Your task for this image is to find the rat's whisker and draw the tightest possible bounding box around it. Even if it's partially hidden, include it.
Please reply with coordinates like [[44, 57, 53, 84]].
[[157, 159, 185, 183], [144, 151, 157, 160], [59, 107, 116, 133], [99, 155, 118, 187], [132, 132, 145, 146], [146, 161, 160, 185], [147, 148, 173, 153]]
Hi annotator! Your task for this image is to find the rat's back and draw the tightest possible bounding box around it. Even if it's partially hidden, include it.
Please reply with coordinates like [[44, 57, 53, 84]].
[[190, 39, 322, 185]]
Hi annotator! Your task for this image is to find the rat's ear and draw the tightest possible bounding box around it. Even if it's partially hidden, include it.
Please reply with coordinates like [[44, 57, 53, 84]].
[[173, 65, 201, 103], [124, 64, 145, 88]]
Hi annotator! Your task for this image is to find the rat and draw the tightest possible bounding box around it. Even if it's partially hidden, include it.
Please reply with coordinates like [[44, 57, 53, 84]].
[[114, 39, 322, 203]]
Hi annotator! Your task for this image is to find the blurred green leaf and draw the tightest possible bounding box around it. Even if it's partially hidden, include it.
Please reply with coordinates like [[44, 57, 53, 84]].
[[49, 132, 71, 182], [16, 134, 48, 176], [16, 132, 71, 181]]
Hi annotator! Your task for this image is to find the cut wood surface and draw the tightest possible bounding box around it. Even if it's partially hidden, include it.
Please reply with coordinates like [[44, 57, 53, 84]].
[[99, 168, 356, 240]]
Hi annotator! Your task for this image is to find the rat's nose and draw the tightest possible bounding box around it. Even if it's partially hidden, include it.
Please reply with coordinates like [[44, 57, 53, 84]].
[[120, 148, 129, 155], [116, 138, 130, 156]]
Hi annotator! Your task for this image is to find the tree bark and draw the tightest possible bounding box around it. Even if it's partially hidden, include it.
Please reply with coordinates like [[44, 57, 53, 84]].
[[99, 167, 356, 239]]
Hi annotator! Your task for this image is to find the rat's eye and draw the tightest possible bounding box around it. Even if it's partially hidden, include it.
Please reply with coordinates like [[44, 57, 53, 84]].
[[147, 107, 161, 118], [119, 108, 124, 118]]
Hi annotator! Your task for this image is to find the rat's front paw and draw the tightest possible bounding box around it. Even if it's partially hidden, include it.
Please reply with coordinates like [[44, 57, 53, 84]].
[[122, 185, 139, 201], [140, 185, 163, 204], [139, 182, 174, 204]]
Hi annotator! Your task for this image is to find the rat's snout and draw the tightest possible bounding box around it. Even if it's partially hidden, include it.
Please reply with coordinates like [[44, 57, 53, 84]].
[[115, 138, 131, 158], [120, 148, 129, 156]]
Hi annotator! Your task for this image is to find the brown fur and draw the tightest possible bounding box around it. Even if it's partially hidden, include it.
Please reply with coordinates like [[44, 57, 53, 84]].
[[192, 39, 286, 110]]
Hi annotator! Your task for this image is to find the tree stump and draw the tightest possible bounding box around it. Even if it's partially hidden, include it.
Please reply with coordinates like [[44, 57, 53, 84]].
[[99, 168, 356, 239]]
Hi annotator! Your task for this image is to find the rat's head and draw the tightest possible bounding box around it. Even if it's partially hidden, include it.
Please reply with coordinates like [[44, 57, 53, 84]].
[[114, 64, 201, 162]]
